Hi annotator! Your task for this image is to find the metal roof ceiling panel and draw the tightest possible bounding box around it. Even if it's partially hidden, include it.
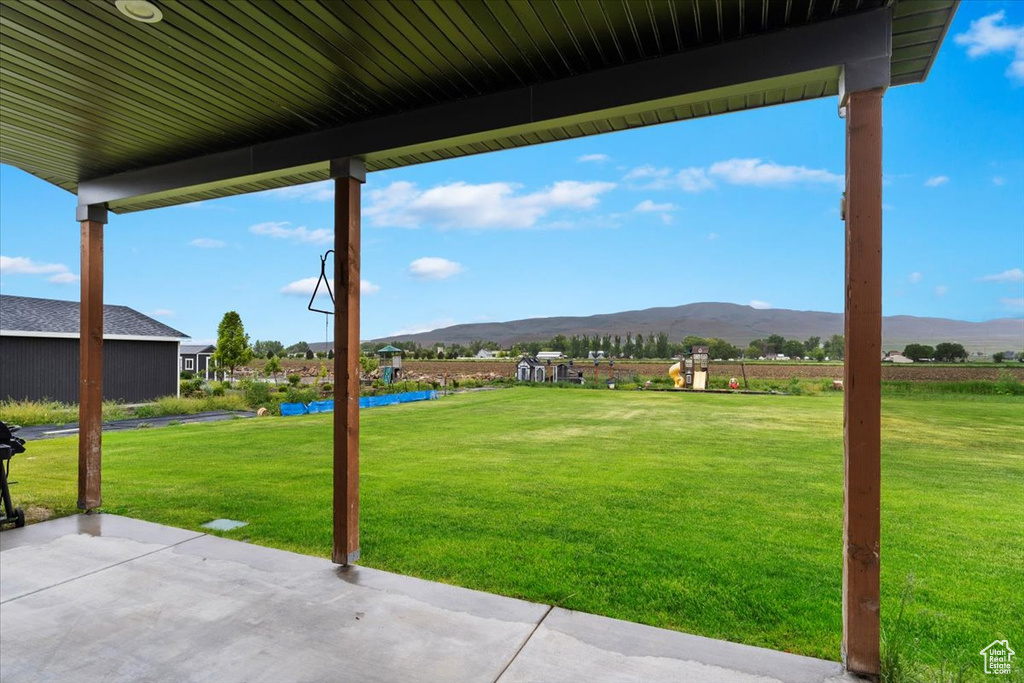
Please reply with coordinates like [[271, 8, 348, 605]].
[[0, 0, 957, 212]]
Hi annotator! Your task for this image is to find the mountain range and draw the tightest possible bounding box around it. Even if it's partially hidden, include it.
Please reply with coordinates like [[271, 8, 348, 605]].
[[371, 303, 1023, 354]]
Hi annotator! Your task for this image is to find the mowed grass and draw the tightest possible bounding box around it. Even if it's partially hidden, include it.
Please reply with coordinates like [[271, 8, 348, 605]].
[[9, 388, 1021, 671]]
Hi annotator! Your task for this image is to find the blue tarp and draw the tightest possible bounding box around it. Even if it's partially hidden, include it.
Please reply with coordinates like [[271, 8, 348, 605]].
[[308, 400, 334, 413], [359, 390, 437, 409], [280, 392, 436, 416], [280, 402, 307, 416]]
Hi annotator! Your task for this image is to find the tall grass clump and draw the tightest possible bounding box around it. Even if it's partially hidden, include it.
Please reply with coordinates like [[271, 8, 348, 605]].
[[0, 399, 132, 426]]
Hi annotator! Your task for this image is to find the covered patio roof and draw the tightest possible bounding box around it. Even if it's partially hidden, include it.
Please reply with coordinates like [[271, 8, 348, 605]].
[[1, 0, 955, 213]]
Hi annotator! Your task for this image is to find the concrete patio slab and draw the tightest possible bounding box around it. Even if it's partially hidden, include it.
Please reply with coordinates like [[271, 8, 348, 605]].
[[499, 608, 852, 683], [0, 514, 203, 602], [1, 515, 856, 683]]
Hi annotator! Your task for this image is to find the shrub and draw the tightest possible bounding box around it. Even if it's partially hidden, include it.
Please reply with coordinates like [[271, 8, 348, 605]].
[[240, 379, 272, 409], [180, 378, 203, 397], [283, 386, 318, 405], [180, 370, 195, 380], [209, 384, 226, 397], [287, 374, 302, 387], [321, 383, 333, 393]]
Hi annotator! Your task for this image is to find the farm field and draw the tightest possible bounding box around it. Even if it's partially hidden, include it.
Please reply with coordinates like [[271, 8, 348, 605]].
[[9, 388, 1021, 676], [396, 359, 1024, 382]]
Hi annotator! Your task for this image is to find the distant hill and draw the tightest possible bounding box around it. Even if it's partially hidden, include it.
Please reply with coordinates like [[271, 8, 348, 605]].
[[368, 303, 1023, 354]]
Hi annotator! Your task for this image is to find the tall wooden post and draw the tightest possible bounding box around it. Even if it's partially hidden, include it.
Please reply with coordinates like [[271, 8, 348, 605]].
[[77, 203, 107, 511], [332, 158, 365, 565], [842, 88, 883, 675]]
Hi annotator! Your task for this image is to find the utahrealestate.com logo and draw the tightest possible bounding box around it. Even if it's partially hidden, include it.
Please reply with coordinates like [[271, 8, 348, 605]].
[[980, 640, 1015, 675]]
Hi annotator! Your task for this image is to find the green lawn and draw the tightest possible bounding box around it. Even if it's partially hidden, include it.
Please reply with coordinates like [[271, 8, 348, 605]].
[[8, 388, 1021, 674]]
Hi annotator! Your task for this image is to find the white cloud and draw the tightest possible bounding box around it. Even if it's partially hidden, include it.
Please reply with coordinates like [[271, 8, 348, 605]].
[[909, 272, 923, 284], [955, 11, 1024, 82], [577, 153, 609, 163], [151, 309, 174, 317], [366, 180, 615, 230], [389, 318, 459, 336], [707, 232, 719, 241], [709, 158, 842, 187], [1, 255, 78, 284], [634, 200, 676, 213], [189, 238, 226, 248], [281, 277, 380, 297], [979, 268, 1024, 283], [1, 255, 68, 275], [924, 175, 949, 187], [250, 221, 332, 245], [935, 285, 949, 296], [993, 176, 1006, 186], [409, 257, 463, 280], [623, 165, 674, 190], [676, 167, 714, 193], [749, 300, 771, 309], [624, 159, 837, 192], [1000, 297, 1024, 309], [267, 180, 334, 202]]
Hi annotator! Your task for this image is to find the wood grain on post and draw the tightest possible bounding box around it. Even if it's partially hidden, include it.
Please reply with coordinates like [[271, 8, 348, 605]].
[[843, 88, 883, 675], [78, 219, 104, 510], [333, 175, 361, 565]]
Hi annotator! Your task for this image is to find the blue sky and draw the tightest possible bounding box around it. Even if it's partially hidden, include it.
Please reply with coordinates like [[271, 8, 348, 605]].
[[2, 2, 1022, 345]]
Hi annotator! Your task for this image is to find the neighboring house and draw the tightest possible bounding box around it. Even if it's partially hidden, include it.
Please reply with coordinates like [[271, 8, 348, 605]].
[[883, 351, 913, 363], [0, 295, 188, 403], [585, 350, 605, 360], [179, 344, 215, 379], [475, 349, 497, 359], [537, 351, 565, 360]]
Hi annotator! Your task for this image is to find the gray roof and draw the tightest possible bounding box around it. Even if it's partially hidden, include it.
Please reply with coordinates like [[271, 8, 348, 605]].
[[0, 295, 188, 339], [180, 344, 215, 355]]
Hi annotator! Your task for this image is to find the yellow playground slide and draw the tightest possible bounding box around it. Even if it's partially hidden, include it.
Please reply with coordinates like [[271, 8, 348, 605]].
[[668, 362, 685, 388]]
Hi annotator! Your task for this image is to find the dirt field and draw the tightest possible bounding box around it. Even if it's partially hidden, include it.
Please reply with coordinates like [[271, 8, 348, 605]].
[[399, 360, 1024, 382], [241, 357, 1023, 383]]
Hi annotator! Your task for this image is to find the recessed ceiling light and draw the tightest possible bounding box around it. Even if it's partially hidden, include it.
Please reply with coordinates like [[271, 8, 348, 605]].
[[114, 0, 163, 24]]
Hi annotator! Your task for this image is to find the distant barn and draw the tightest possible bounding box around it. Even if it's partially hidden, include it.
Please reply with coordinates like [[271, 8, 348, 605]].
[[0, 295, 187, 403]]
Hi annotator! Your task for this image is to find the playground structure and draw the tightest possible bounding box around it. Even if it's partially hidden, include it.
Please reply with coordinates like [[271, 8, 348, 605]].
[[377, 345, 403, 385], [669, 345, 710, 390]]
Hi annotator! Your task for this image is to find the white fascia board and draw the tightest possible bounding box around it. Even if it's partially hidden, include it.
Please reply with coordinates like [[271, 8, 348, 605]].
[[0, 330, 186, 342]]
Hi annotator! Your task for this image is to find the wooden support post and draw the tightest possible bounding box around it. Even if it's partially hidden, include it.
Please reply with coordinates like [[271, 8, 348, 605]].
[[77, 204, 107, 511], [842, 88, 883, 675], [332, 159, 365, 566]]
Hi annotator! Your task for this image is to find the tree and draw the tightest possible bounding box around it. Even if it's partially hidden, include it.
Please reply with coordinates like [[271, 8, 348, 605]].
[[902, 343, 934, 362], [305, 349, 315, 360], [746, 339, 765, 358], [934, 342, 967, 362], [992, 352, 1005, 363], [264, 355, 282, 384], [707, 338, 740, 360], [287, 341, 310, 357], [682, 335, 706, 352], [252, 339, 284, 358], [782, 340, 805, 359], [823, 334, 844, 360], [655, 332, 669, 358], [804, 336, 821, 353], [764, 334, 786, 354], [623, 333, 634, 358], [213, 311, 252, 382]]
